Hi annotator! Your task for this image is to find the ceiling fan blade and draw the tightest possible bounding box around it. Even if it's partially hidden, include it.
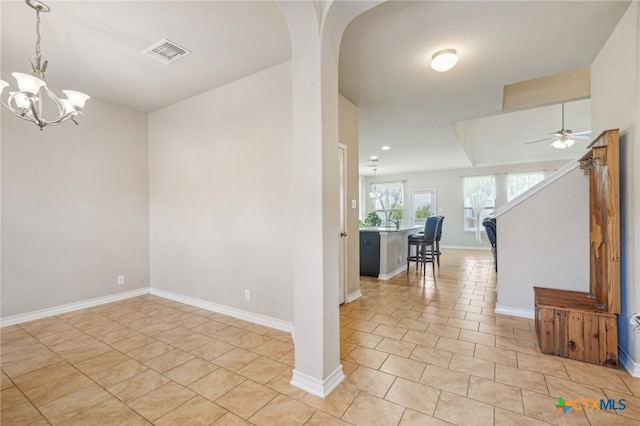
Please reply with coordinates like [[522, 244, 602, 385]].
[[573, 130, 591, 136], [524, 137, 552, 145]]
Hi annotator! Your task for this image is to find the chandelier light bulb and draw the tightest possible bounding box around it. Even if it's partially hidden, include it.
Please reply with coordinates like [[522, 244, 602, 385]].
[[431, 49, 458, 72]]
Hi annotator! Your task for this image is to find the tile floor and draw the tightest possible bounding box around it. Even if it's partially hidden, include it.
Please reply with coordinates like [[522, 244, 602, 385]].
[[2, 249, 640, 425]]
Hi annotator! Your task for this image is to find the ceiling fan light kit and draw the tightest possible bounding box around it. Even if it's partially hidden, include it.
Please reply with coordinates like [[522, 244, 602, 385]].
[[0, 0, 90, 130], [524, 102, 590, 149]]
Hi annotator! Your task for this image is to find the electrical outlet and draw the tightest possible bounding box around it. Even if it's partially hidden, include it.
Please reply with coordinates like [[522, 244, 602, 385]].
[[244, 289, 251, 302], [117, 275, 126, 286], [398, 255, 402, 263]]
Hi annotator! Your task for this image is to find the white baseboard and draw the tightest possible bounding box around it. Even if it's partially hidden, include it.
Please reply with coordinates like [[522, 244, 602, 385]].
[[290, 365, 345, 398], [495, 304, 535, 319], [378, 265, 407, 281], [149, 288, 293, 334], [346, 289, 362, 303], [441, 245, 491, 251], [619, 346, 640, 377], [0, 288, 150, 327]]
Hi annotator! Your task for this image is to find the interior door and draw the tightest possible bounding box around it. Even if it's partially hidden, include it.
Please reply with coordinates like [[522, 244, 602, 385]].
[[338, 144, 347, 304]]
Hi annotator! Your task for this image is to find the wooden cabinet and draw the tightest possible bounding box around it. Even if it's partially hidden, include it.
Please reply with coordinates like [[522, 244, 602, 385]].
[[534, 129, 620, 368]]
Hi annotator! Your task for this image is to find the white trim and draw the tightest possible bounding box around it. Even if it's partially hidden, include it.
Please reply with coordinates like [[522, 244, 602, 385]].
[[346, 289, 362, 303], [493, 159, 580, 217], [290, 365, 345, 398], [378, 265, 407, 280], [0, 288, 150, 327], [149, 288, 293, 334], [495, 304, 535, 319], [619, 346, 640, 377], [441, 245, 490, 251]]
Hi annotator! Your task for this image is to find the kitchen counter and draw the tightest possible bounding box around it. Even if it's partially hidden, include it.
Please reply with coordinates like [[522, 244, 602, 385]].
[[360, 225, 422, 280]]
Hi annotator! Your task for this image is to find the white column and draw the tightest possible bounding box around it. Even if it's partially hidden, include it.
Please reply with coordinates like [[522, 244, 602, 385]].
[[277, 0, 381, 397]]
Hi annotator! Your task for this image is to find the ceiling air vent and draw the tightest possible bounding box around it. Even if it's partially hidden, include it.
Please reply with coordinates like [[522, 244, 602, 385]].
[[142, 39, 191, 64]]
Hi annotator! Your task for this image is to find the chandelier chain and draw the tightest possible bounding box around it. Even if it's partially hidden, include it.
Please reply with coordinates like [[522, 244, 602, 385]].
[[35, 7, 42, 67]]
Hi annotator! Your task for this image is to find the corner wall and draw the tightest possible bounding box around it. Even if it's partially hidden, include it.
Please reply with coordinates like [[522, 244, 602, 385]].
[[1, 98, 150, 318], [148, 62, 294, 322]]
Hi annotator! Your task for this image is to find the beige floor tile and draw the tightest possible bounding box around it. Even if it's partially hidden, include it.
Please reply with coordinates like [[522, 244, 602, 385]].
[[165, 357, 217, 386], [1, 386, 29, 411], [59, 397, 138, 425], [416, 312, 449, 325], [127, 341, 174, 362], [522, 389, 590, 425], [344, 319, 380, 333], [2, 349, 63, 378], [264, 371, 309, 400], [213, 347, 260, 371], [230, 332, 272, 350], [385, 377, 440, 415], [344, 366, 396, 398], [583, 405, 640, 425], [344, 346, 389, 370], [305, 409, 352, 425], [252, 338, 294, 359], [467, 376, 524, 413], [190, 320, 229, 336], [346, 330, 385, 348], [110, 333, 157, 353], [563, 362, 630, 394], [420, 364, 470, 396], [153, 326, 197, 344], [446, 317, 480, 331], [342, 393, 405, 426], [517, 352, 569, 379], [90, 358, 149, 388], [171, 333, 214, 352], [212, 411, 252, 425], [108, 369, 171, 404], [399, 409, 454, 426], [21, 370, 94, 406], [155, 395, 227, 425], [379, 354, 426, 381], [409, 344, 453, 369], [396, 318, 429, 332], [300, 382, 360, 418], [495, 336, 538, 355], [99, 328, 141, 345], [465, 312, 496, 325], [435, 336, 475, 356], [248, 394, 316, 425], [495, 316, 532, 330], [189, 338, 235, 361], [144, 348, 195, 373], [38, 383, 112, 424], [215, 379, 277, 419], [37, 328, 87, 346], [474, 343, 517, 367], [434, 391, 494, 426], [449, 353, 495, 380], [494, 407, 550, 426], [0, 400, 45, 425], [74, 349, 131, 375], [601, 389, 640, 421], [19, 318, 75, 339], [375, 337, 416, 357], [478, 323, 515, 338], [189, 368, 246, 401], [545, 374, 607, 401], [495, 364, 549, 395], [236, 356, 289, 384], [458, 329, 496, 346], [129, 381, 196, 421], [402, 329, 440, 348], [621, 374, 640, 397]]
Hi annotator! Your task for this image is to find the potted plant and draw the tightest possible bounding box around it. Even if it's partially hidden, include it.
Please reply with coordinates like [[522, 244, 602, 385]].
[[364, 212, 382, 227]]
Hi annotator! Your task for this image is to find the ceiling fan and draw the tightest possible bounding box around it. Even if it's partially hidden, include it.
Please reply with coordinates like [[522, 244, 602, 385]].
[[524, 102, 591, 149]]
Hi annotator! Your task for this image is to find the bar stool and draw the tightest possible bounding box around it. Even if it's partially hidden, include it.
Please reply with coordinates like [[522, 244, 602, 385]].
[[407, 216, 438, 275]]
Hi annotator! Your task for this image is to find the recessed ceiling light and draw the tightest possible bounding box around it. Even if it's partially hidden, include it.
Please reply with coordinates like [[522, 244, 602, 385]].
[[369, 155, 378, 160], [381, 145, 390, 151], [431, 49, 458, 72]]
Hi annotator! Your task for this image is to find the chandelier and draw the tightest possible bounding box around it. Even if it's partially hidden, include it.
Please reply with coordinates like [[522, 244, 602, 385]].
[[0, 0, 89, 130]]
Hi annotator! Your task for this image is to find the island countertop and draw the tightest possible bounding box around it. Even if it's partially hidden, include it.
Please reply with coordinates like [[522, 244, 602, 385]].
[[359, 225, 422, 233]]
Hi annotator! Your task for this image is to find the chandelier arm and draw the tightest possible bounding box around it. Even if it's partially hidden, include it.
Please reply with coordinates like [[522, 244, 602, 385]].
[[42, 85, 67, 116], [0, 101, 38, 122]]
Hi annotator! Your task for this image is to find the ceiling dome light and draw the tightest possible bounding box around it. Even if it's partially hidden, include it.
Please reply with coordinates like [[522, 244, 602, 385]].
[[381, 145, 390, 151], [431, 49, 458, 72]]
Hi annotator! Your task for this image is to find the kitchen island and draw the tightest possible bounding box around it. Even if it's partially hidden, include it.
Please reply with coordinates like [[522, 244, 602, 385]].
[[359, 225, 422, 280]]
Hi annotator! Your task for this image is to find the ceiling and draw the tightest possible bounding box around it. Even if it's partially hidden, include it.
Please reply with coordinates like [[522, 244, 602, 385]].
[[1, 1, 631, 175]]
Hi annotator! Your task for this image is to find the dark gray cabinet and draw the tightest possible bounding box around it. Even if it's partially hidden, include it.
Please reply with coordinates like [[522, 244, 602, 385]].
[[359, 231, 380, 277]]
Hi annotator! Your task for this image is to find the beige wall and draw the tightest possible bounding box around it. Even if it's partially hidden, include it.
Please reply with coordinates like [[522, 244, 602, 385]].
[[148, 62, 294, 321], [591, 1, 639, 372], [338, 95, 360, 298], [1, 98, 149, 317]]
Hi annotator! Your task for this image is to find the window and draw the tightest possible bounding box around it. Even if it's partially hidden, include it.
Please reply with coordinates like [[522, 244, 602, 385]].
[[411, 189, 437, 226], [369, 181, 403, 226], [507, 171, 545, 201], [463, 175, 495, 237]]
